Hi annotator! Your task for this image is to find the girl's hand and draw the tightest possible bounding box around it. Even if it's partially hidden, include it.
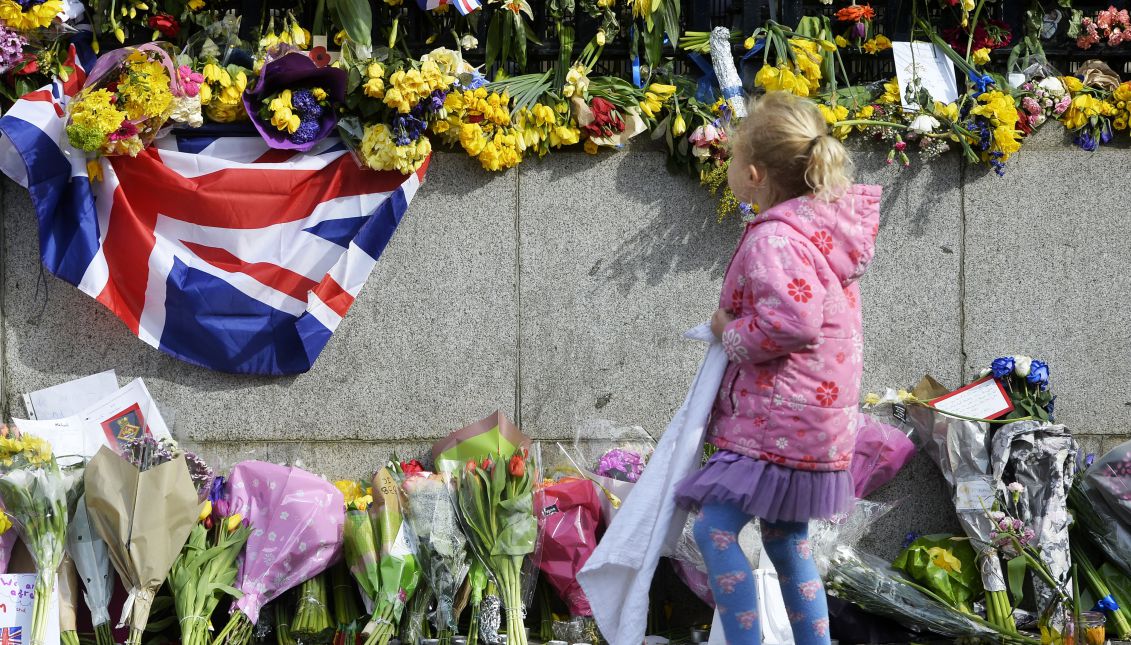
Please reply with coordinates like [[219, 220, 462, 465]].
[[711, 308, 735, 339]]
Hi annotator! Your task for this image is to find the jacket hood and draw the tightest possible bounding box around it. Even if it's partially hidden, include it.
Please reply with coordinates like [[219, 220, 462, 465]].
[[756, 184, 882, 286]]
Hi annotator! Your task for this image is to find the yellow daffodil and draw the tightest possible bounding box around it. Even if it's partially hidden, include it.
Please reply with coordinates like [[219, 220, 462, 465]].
[[0, 513, 10, 536], [86, 159, 103, 183], [928, 547, 963, 574], [672, 113, 687, 136], [972, 48, 991, 66], [353, 494, 373, 512], [312, 87, 327, 102], [744, 36, 757, 50], [1063, 76, 1084, 94], [188, 0, 204, 9], [584, 138, 599, 154], [334, 480, 364, 505], [863, 392, 881, 406], [933, 101, 959, 122], [879, 78, 901, 104], [835, 35, 848, 48]]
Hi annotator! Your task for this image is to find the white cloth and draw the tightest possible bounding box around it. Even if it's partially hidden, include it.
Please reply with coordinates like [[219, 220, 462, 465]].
[[577, 322, 728, 645]]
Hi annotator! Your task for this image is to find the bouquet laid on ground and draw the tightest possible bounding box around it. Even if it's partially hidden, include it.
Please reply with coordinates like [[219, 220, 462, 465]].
[[65, 43, 202, 157], [168, 475, 252, 645], [360, 466, 421, 645], [66, 495, 116, 645], [893, 535, 982, 614], [453, 446, 539, 645], [212, 461, 344, 645], [84, 438, 201, 645], [535, 476, 600, 617], [397, 461, 470, 641], [243, 51, 346, 152], [0, 427, 68, 645]]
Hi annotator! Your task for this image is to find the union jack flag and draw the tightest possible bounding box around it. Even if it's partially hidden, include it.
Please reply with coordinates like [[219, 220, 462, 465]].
[[0, 46, 427, 375], [0, 626, 21, 645]]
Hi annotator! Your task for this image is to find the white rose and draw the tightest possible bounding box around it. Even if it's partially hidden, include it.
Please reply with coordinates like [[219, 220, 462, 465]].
[[908, 114, 940, 134], [979, 367, 992, 378], [460, 34, 479, 50], [1014, 355, 1033, 377], [1039, 77, 1066, 98]]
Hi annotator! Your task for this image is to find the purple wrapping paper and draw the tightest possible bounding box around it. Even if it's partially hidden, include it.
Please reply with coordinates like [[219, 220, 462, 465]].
[[226, 461, 345, 623], [241, 53, 347, 152]]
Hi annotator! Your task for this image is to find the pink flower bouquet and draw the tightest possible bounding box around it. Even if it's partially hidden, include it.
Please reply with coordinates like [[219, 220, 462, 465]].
[[211, 461, 345, 645]]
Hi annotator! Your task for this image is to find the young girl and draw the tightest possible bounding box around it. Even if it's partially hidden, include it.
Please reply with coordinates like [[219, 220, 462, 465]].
[[675, 91, 882, 645]]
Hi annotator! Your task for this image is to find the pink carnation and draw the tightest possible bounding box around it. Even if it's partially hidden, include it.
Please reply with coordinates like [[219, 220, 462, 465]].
[[1021, 97, 1041, 116]]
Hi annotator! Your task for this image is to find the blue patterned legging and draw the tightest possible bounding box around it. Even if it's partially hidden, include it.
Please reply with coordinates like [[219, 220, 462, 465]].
[[692, 504, 830, 645]]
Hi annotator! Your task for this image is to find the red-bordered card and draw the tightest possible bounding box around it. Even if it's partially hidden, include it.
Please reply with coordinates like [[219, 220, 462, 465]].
[[928, 376, 1014, 420]]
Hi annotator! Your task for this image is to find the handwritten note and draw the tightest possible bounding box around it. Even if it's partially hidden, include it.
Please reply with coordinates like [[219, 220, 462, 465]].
[[930, 376, 1014, 420], [0, 573, 59, 642], [955, 478, 997, 512], [893, 41, 960, 111]]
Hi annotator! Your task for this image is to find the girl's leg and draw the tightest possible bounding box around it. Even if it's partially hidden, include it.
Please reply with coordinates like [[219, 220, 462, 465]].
[[759, 519, 830, 645], [692, 504, 760, 645]]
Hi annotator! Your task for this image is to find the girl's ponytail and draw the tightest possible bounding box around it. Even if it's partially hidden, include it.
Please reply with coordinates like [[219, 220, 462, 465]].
[[730, 92, 855, 205], [805, 134, 854, 202]]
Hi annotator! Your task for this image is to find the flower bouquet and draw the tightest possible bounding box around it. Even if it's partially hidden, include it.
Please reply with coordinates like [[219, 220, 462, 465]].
[[243, 51, 347, 152], [433, 410, 532, 642], [0, 427, 68, 645], [212, 461, 344, 645], [535, 476, 600, 617], [168, 475, 252, 645], [65, 43, 200, 157], [66, 495, 116, 645], [906, 375, 1019, 634], [84, 438, 200, 645], [360, 467, 421, 645], [453, 446, 539, 645], [1070, 439, 1131, 578], [893, 535, 983, 614], [397, 463, 470, 642], [338, 49, 456, 173], [0, 508, 14, 574]]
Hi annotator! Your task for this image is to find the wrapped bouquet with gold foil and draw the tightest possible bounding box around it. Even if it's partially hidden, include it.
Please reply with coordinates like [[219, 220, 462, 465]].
[[65, 43, 200, 157], [0, 426, 68, 645]]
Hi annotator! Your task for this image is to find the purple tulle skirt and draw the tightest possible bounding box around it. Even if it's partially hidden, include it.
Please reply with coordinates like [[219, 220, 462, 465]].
[[675, 450, 855, 523]]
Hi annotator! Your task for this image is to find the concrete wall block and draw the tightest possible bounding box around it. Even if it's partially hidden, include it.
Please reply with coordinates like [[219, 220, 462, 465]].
[[963, 146, 1131, 434], [516, 150, 735, 439]]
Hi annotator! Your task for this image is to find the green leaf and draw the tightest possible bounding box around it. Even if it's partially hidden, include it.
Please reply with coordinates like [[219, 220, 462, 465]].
[[1007, 555, 1027, 606], [486, 12, 503, 71], [331, 0, 372, 49], [644, 22, 663, 69], [514, 12, 527, 68]]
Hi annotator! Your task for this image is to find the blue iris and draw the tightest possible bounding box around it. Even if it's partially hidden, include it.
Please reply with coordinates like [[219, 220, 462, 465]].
[[1075, 130, 1098, 152], [392, 112, 427, 145]]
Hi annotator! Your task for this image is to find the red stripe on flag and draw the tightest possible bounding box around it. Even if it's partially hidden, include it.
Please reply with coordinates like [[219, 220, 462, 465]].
[[311, 276, 354, 318], [61, 45, 87, 97], [22, 89, 64, 116], [182, 241, 319, 302], [253, 149, 298, 164]]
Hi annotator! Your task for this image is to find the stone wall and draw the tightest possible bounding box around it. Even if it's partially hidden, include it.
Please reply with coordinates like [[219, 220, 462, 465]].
[[1, 127, 1125, 560]]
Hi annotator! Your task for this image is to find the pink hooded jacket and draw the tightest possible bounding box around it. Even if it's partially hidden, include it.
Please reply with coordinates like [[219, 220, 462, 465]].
[[708, 185, 882, 473]]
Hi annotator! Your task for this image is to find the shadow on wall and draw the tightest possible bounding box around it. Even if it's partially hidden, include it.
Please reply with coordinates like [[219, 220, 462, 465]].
[[598, 155, 740, 296]]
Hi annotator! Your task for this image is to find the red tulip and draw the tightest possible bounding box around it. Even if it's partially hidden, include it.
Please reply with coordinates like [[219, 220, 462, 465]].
[[148, 13, 180, 38], [508, 455, 525, 478]]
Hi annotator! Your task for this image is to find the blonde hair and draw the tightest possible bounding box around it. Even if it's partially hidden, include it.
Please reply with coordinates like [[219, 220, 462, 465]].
[[729, 92, 854, 205]]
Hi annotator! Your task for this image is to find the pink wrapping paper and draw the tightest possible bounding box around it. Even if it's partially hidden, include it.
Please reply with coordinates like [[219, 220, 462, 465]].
[[851, 413, 917, 499], [226, 461, 345, 623], [536, 478, 600, 616]]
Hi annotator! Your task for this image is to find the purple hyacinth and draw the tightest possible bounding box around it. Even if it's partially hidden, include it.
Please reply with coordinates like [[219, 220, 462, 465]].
[[15, 0, 48, 8], [291, 88, 324, 119], [290, 118, 321, 145]]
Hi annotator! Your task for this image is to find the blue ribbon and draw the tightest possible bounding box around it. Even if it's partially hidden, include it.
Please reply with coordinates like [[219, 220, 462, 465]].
[[630, 26, 642, 88], [741, 39, 766, 62], [687, 52, 718, 103], [1095, 595, 1120, 613]]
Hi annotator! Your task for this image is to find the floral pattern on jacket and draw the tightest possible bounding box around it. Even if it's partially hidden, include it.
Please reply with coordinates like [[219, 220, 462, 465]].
[[708, 184, 882, 472]]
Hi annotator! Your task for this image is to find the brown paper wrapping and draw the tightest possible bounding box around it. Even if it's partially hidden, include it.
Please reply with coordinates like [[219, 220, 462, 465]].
[[84, 446, 201, 633], [57, 554, 79, 633]]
